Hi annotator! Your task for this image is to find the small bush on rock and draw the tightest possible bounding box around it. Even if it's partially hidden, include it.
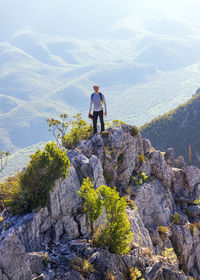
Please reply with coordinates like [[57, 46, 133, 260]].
[[138, 154, 146, 163], [0, 172, 26, 214], [171, 213, 181, 224], [62, 113, 93, 149], [129, 267, 145, 280], [130, 125, 139, 137], [160, 248, 178, 264], [21, 142, 70, 212], [78, 178, 103, 233], [78, 179, 133, 255]]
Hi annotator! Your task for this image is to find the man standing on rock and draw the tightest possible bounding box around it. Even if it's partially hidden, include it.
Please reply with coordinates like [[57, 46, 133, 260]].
[[88, 84, 107, 135]]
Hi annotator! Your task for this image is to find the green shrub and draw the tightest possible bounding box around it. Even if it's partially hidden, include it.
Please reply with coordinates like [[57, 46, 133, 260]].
[[47, 113, 69, 148], [126, 198, 138, 211], [78, 178, 103, 233], [0, 172, 26, 214], [98, 185, 133, 255], [171, 213, 181, 224], [78, 179, 133, 255], [130, 125, 139, 137], [130, 172, 149, 186], [0, 142, 70, 214], [129, 267, 145, 280], [70, 256, 94, 275], [157, 226, 170, 241], [160, 248, 178, 264], [20, 142, 70, 212], [138, 154, 146, 163], [62, 113, 93, 149], [105, 120, 126, 129]]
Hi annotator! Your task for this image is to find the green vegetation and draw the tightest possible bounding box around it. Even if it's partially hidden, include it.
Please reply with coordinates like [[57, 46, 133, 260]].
[[78, 178, 103, 233], [105, 120, 126, 129], [141, 93, 200, 166], [0, 142, 70, 214], [126, 198, 138, 211], [70, 256, 94, 276], [47, 113, 93, 150], [62, 113, 93, 149], [138, 154, 146, 163], [130, 125, 139, 137], [129, 267, 145, 280], [157, 226, 170, 241], [171, 213, 181, 224], [47, 113, 69, 148], [160, 248, 178, 264], [78, 178, 133, 255], [130, 172, 149, 186]]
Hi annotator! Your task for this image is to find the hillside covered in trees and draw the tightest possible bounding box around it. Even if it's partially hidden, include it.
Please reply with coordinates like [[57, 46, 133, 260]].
[[140, 92, 200, 167]]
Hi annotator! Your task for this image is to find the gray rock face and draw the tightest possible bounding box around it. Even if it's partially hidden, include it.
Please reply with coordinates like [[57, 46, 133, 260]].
[[185, 165, 200, 187], [0, 232, 32, 280], [127, 209, 154, 251], [134, 179, 173, 226], [164, 148, 175, 166], [149, 150, 172, 187], [80, 125, 144, 186], [143, 138, 152, 155]]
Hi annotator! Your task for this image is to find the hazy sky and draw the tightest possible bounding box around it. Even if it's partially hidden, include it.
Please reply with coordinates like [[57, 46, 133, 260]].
[[1, 0, 200, 40]]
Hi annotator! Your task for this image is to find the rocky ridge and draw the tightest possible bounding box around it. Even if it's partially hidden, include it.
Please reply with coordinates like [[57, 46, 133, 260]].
[[1, 124, 200, 279]]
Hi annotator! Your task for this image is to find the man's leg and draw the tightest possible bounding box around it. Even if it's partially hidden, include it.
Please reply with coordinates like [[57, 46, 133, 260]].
[[99, 110, 105, 132], [93, 111, 98, 134]]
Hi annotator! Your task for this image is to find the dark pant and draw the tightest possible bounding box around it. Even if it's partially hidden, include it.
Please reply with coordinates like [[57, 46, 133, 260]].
[[93, 110, 105, 134]]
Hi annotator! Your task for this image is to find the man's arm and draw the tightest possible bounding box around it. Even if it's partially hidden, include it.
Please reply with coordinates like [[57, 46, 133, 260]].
[[102, 94, 107, 116], [88, 95, 93, 116]]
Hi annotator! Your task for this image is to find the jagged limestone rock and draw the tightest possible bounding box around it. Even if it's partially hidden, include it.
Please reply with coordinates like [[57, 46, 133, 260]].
[[185, 165, 200, 187], [127, 209, 154, 252], [0, 232, 32, 280], [134, 179, 173, 226], [143, 138, 152, 155], [149, 150, 172, 187]]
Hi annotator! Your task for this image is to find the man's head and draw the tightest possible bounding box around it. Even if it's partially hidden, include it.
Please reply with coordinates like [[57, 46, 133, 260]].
[[93, 84, 99, 93]]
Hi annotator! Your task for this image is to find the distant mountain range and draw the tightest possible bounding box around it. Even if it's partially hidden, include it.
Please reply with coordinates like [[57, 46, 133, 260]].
[[1, 16, 200, 153], [141, 91, 200, 167]]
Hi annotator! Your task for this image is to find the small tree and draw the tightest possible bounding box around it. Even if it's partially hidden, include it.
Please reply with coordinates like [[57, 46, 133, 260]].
[[20, 142, 70, 212], [78, 178, 103, 233], [78, 179, 133, 255], [47, 113, 69, 147], [98, 185, 133, 255], [0, 150, 10, 173], [62, 113, 93, 149]]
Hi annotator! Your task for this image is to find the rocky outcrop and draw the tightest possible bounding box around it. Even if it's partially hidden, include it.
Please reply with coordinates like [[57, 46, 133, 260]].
[[1, 124, 200, 279]]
